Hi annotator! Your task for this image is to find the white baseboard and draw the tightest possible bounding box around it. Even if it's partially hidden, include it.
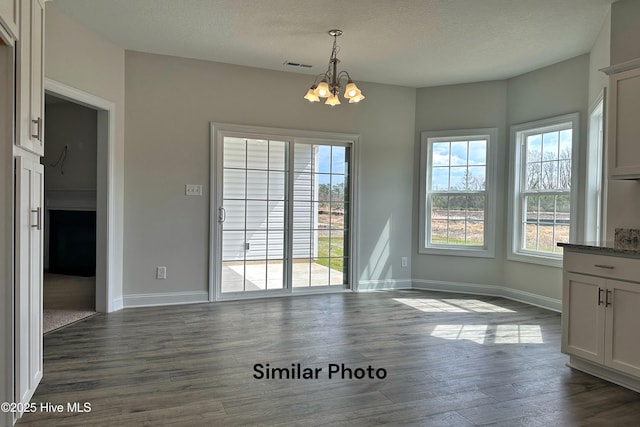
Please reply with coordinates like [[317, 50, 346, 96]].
[[110, 297, 124, 312], [412, 279, 561, 312], [116, 280, 560, 312], [123, 291, 209, 308], [357, 279, 412, 291]]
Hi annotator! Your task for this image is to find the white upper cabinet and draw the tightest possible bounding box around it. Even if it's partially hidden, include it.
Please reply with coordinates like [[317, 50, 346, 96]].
[[0, 0, 19, 39], [603, 60, 640, 179], [16, 0, 44, 156]]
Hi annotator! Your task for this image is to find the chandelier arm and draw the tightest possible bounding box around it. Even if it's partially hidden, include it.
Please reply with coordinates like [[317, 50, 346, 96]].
[[337, 70, 351, 83], [303, 29, 362, 106], [312, 73, 327, 86]]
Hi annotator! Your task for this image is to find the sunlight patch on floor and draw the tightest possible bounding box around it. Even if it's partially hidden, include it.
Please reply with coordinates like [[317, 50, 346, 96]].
[[431, 324, 488, 344], [393, 298, 515, 313], [430, 324, 544, 344], [494, 325, 543, 344], [442, 299, 515, 313]]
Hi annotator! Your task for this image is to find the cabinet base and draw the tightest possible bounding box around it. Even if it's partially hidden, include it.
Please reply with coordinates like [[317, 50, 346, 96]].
[[568, 356, 640, 393]]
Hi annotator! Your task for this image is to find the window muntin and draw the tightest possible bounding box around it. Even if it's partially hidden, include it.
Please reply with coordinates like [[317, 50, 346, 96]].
[[509, 113, 578, 266], [429, 139, 487, 247], [521, 127, 572, 255], [420, 129, 497, 257]]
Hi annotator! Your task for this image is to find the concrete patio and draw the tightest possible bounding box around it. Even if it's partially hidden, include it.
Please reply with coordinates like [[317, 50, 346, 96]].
[[221, 260, 345, 292]]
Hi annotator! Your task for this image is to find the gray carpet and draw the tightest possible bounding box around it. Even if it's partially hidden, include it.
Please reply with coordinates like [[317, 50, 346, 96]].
[[43, 309, 96, 334], [43, 273, 96, 334]]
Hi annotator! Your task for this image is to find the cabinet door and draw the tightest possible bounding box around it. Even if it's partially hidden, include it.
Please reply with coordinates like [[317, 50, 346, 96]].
[[608, 67, 640, 179], [604, 279, 640, 377], [16, 0, 44, 156], [29, 0, 43, 151], [562, 272, 606, 363], [14, 156, 44, 412], [0, 0, 19, 39]]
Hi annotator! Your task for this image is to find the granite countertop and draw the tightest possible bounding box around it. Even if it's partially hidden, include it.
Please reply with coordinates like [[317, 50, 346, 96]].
[[558, 228, 640, 258], [557, 241, 640, 258]]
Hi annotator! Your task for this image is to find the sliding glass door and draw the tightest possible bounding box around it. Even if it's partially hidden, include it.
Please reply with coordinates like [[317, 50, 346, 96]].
[[292, 143, 349, 288], [213, 127, 354, 300], [220, 137, 288, 294]]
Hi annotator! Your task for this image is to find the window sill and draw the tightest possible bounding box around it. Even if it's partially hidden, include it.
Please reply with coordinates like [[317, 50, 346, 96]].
[[507, 251, 563, 268], [419, 246, 495, 258]]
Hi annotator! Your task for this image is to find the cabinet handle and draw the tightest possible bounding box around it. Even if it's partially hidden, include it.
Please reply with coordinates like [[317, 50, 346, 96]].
[[606, 289, 612, 307], [31, 117, 42, 141], [31, 207, 41, 230], [597, 288, 604, 306], [594, 264, 614, 269]]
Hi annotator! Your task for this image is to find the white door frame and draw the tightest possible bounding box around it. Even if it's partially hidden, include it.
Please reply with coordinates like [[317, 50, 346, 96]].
[[0, 28, 16, 427], [44, 78, 119, 312]]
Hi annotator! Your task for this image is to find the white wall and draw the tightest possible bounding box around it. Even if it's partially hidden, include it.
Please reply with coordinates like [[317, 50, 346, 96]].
[[605, 0, 640, 238], [412, 55, 590, 305], [505, 55, 589, 301], [43, 3, 622, 310], [43, 101, 97, 191], [45, 4, 125, 303], [413, 81, 508, 287], [588, 11, 610, 241], [124, 51, 416, 297], [589, 11, 611, 107]]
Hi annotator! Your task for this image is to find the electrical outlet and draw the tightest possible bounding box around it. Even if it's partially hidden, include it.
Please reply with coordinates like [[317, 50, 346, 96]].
[[401, 257, 408, 267], [156, 266, 167, 280], [185, 184, 203, 196]]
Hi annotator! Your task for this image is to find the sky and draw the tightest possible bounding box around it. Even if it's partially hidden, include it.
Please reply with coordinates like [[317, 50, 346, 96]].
[[316, 145, 347, 187], [431, 140, 487, 191]]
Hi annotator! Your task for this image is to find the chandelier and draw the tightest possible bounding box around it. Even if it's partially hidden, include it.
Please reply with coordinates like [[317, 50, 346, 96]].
[[303, 29, 365, 106]]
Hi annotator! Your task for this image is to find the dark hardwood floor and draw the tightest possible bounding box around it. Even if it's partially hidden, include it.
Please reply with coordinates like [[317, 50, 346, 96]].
[[17, 290, 640, 426]]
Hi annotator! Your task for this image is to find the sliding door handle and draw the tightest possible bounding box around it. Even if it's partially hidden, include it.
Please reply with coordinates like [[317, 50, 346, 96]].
[[218, 207, 226, 223], [31, 117, 42, 141], [31, 207, 41, 230]]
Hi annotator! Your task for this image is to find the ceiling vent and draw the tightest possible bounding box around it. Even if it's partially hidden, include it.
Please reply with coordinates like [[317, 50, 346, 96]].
[[284, 61, 313, 69]]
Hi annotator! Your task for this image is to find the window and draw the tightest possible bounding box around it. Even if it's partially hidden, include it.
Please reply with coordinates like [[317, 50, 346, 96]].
[[585, 92, 605, 243], [419, 128, 497, 257], [508, 113, 579, 266]]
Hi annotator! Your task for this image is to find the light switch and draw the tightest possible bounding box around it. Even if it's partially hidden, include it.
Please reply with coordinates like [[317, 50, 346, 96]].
[[185, 184, 203, 196]]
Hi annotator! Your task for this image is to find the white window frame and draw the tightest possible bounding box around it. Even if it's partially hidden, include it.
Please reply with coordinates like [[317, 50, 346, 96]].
[[419, 128, 498, 258], [585, 90, 606, 244], [508, 113, 579, 267]]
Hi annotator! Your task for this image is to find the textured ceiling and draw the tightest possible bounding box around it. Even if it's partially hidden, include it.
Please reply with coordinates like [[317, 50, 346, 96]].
[[50, 0, 614, 88]]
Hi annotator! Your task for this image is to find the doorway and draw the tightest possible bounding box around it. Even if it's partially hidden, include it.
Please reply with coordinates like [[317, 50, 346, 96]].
[[212, 124, 357, 301], [41, 93, 97, 333], [42, 79, 119, 317]]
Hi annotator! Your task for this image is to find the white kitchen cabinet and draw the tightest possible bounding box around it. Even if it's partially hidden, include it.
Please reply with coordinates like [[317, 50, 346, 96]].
[[604, 61, 640, 179], [16, 0, 44, 156], [562, 272, 606, 364], [0, 0, 19, 39], [14, 155, 44, 413], [562, 249, 640, 390], [604, 279, 640, 377]]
